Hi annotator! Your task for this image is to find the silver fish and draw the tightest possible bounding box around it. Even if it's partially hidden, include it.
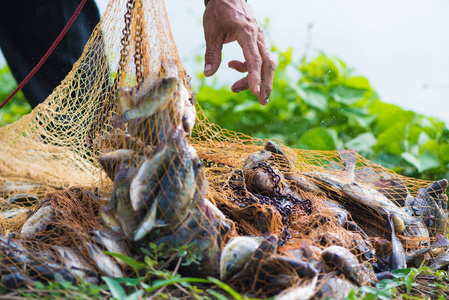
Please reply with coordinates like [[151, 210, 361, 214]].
[[341, 182, 429, 239], [91, 230, 130, 267], [20, 203, 55, 238], [284, 172, 322, 194], [85, 242, 124, 278], [389, 214, 406, 270], [407, 188, 447, 237], [54, 246, 99, 284], [1, 207, 30, 219]]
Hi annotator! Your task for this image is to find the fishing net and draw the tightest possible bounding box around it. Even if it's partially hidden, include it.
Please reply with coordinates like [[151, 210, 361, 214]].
[[0, 0, 447, 297]]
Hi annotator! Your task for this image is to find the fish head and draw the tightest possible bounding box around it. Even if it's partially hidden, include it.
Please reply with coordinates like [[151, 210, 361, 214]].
[[115, 86, 135, 114], [243, 150, 271, 170], [220, 236, 264, 281]]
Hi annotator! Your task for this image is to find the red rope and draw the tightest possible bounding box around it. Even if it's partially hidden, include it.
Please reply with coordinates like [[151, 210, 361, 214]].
[[0, 0, 88, 110]]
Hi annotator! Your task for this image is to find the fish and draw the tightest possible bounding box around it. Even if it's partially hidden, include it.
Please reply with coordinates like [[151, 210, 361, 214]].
[[1, 207, 30, 219], [321, 245, 366, 286], [337, 146, 358, 181], [229, 235, 317, 294], [264, 140, 293, 171], [388, 214, 406, 270], [220, 236, 264, 281], [129, 142, 171, 212], [148, 200, 232, 277], [287, 242, 323, 272], [99, 149, 138, 180], [406, 188, 447, 237], [117, 77, 178, 121], [243, 150, 271, 170], [303, 148, 358, 199], [311, 272, 357, 300], [112, 164, 140, 239], [374, 178, 409, 207], [405, 233, 449, 268], [158, 57, 197, 136], [85, 242, 124, 278], [1, 272, 31, 289], [437, 194, 448, 210], [425, 179, 448, 199], [429, 251, 449, 270], [284, 172, 323, 194], [7, 194, 39, 207], [91, 230, 130, 268], [133, 129, 206, 240], [341, 182, 429, 239], [275, 276, 318, 300], [54, 246, 99, 284], [20, 203, 55, 238], [354, 167, 378, 184]]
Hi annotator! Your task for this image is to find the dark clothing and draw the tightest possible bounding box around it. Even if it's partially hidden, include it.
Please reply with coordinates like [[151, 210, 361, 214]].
[[0, 0, 101, 108]]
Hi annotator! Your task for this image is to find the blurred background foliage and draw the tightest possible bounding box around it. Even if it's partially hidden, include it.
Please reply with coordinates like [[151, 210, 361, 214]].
[[0, 46, 448, 180], [0, 66, 31, 127], [195, 47, 449, 181]]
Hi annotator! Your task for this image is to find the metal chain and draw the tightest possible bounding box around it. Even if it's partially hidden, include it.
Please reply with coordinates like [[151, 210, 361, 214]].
[[237, 162, 312, 246], [134, 0, 144, 86], [115, 0, 135, 92]]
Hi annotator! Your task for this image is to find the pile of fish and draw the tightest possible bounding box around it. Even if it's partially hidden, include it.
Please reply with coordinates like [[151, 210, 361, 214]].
[[225, 142, 449, 298], [0, 73, 449, 299]]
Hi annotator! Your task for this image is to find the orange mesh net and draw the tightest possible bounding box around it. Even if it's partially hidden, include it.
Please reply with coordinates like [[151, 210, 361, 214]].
[[0, 0, 447, 297]]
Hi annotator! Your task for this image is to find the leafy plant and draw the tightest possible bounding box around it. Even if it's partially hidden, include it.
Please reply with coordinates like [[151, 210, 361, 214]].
[[0, 65, 31, 126]]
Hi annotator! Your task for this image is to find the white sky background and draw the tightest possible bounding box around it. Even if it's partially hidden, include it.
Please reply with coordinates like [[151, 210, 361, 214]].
[[2, 0, 449, 123]]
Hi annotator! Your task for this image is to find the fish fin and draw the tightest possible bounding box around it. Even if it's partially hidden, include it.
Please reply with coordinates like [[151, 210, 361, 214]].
[[416, 188, 431, 199], [338, 147, 358, 175]]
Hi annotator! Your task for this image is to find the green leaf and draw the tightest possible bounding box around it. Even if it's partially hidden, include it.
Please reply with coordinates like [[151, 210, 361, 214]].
[[207, 277, 244, 300], [295, 86, 328, 111], [418, 151, 440, 171], [297, 127, 339, 150], [345, 132, 377, 156], [207, 290, 229, 300], [104, 251, 146, 275], [345, 76, 371, 90], [402, 153, 422, 172], [376, 278, 403, 290], [125, 290, 144, 300], [102, 276, 127, 300], [331, 85, 366, 105], [375, 122, 408, 155], [111, 277, 143, 286], [233, 99, 265, 113], [144, 277, 209, 293]]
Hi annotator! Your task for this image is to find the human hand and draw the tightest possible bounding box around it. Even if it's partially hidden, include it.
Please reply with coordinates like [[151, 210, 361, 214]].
[[203, 0, 276, 105]]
